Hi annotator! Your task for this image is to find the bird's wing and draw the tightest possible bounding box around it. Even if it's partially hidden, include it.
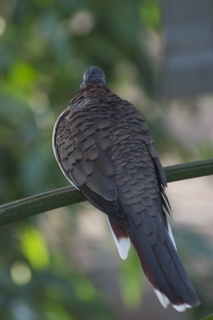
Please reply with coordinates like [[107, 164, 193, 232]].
[[53, 87, 131, 226]]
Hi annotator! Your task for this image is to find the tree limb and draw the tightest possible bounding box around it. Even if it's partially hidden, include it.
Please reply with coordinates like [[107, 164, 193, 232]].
[[0, 159, 212, 226]]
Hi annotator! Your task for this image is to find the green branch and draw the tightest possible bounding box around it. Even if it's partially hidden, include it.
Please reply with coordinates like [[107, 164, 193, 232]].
[[165, 158, 213, 182], [0, 159, 213, 226]]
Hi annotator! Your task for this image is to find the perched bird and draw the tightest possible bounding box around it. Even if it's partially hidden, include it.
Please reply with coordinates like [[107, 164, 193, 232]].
[[52, 66, 200, 311]]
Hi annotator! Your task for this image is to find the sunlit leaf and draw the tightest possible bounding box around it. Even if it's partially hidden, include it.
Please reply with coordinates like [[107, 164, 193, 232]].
[[45, 304, 73, 320], [6, 62, 37, 96], [140, 1, 160, 30], [20, 225, 50, 269]]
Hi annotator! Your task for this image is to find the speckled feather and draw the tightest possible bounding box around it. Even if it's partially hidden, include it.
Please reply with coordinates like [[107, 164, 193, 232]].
[[53, 66, 200, 311]]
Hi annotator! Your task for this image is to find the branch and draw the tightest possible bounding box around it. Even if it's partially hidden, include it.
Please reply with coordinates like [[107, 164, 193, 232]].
[[165, 158, 213, 182], [0, 159, 212, 226]]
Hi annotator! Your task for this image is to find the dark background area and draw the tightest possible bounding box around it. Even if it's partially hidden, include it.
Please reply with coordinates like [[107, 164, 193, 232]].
[[0, 0, 213, 319]]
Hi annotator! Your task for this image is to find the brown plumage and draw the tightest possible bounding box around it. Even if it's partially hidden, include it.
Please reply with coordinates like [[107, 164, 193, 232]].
[[52, 66, 200, 311]]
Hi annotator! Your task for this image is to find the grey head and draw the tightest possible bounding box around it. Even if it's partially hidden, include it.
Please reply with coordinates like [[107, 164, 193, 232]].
[[81, 66, 106, 86]]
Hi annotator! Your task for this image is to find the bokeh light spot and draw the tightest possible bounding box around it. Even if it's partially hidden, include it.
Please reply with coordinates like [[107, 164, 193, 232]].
[[10, 261, 32, 285], [68, 10, 95, 36], [0, 16, 6, 36]]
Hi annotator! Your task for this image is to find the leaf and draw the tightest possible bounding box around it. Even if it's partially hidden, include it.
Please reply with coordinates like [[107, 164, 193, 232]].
[[20, 225, 50, 269], [140, 1, 160, 30]]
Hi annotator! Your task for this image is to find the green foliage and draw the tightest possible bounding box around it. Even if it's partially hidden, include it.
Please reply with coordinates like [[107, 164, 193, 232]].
[[120, 247, 145, 308], [0, 220, 114, 320], [140, 1, 160, 30], [20, 225, 50, 269], [0, 0, 212, 319], [202, 315, 213, 320]]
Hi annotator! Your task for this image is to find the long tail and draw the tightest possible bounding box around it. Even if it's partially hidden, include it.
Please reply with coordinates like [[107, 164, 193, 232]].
[[126, 224, 200, 311]]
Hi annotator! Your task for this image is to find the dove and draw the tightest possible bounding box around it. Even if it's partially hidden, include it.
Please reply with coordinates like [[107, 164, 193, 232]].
[[52, 66, 200, 311]]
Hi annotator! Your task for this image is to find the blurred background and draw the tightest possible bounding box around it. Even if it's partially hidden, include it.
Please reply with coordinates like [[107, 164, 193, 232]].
[[0, 0, 213, 319]]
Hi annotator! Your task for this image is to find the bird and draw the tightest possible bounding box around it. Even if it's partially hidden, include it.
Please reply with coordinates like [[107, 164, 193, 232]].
[[52, 66, 200, 311]]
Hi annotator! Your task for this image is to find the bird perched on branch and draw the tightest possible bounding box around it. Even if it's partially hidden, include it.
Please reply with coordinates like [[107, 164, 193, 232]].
[[52, 66, 200, 311]]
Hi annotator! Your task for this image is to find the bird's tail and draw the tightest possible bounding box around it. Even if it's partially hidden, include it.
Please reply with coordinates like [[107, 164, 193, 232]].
[[126, 224, 200, 311]]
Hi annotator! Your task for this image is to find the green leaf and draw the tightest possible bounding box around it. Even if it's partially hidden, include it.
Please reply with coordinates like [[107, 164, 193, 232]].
[[140, 1, 160, 30], [20, 225, 50, 269], [120, 248, 145, 308]]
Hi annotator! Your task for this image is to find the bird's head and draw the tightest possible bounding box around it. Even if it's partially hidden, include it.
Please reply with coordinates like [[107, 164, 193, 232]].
[[81, 66, 106, 86]]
